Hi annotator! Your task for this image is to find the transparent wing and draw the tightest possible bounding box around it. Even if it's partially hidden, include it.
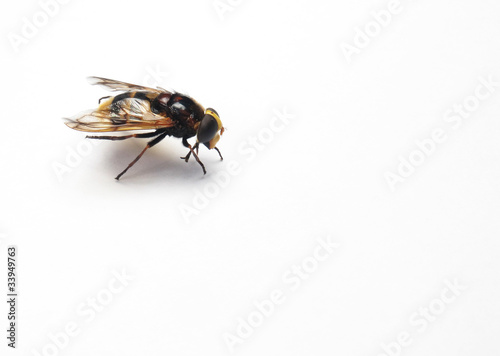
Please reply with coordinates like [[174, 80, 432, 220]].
[[88, 76, 170, 94], [65, 97, 175, 132]]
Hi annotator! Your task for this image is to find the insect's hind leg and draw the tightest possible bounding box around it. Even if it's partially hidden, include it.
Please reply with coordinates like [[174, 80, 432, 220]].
[[115, 131, 168, 180], [98, 96, 111, 104], [86, 131, 160, 141]]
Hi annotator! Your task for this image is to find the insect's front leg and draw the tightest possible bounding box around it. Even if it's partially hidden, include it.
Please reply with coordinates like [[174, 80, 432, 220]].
[[180, 138, 206, 174], [214, 147, 223, 161]]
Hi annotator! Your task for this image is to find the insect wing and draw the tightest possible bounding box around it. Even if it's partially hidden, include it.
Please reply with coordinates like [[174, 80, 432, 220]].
[[88, 76, 170, 94], [65, 96, 175, 132]]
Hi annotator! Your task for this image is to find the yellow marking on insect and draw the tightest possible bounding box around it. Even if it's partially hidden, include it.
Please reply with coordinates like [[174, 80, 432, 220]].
[[206, 108, 222, 130], [98, 97, 114, 110], [207, 134, 220, 149]]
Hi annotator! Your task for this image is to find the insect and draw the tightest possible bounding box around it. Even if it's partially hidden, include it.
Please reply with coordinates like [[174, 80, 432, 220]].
[[65, 76, 224, 180]]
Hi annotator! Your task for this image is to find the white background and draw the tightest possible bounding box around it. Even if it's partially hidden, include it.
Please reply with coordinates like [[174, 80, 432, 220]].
[[1, 0, 500, 355]]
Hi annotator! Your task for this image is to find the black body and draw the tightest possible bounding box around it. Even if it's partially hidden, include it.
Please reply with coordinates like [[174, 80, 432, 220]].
[[109, 91, 205, 139]]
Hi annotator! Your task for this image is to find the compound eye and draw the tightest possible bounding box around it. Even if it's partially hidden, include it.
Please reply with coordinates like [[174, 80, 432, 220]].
[[197, 114, 219, 143]]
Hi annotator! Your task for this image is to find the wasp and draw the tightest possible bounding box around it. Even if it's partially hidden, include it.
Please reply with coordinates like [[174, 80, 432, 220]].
[[65, 77, 224, 180]]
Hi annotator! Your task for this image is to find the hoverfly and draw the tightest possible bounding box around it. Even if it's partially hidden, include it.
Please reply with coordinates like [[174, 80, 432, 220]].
[[65, 76, 224, 180]]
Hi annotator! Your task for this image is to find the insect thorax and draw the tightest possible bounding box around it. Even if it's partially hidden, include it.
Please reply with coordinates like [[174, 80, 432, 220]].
[[165, 94, 205, 138]]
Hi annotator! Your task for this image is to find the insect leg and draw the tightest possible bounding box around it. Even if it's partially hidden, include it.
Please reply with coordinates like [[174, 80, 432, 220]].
[[98, 95, 111, 104], [188, 142, 206, 175], [115, 131, 168, 180], [214, 147, 223, 161], [180, 151, 192, 162], [86, 131, 160, 141], [180, 137, 193, 162]]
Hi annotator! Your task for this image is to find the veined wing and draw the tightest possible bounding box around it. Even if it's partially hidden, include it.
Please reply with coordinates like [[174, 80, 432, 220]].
[[88, 76, 170, 94], [65, 96, 175, 132]]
